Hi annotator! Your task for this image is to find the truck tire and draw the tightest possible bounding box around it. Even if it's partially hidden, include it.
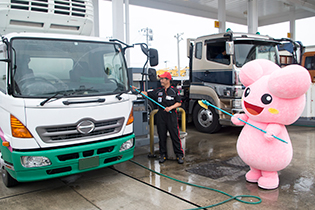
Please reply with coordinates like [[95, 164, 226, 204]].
[[2, 167, 18, 187], [147, 100, 155, 115], [193, 103, 221, 133]]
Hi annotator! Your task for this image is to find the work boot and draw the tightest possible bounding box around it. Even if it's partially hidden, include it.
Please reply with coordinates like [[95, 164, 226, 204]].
[[159, 155, 167, 163], [177, 156, 184, 164]]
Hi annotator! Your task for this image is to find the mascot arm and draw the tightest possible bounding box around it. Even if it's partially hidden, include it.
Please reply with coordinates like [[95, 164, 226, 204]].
[[264, 123, 282, 141], [231, 113, 248, 126]]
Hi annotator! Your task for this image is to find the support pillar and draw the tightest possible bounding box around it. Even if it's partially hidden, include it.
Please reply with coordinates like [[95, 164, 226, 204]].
[[112, 0, 124, 41], [289, 6, 296, 41], [218, 0, 226, 33], [92, 0, 99, 36], [125, 0, 130, 65], [247, 0, 258, 34]]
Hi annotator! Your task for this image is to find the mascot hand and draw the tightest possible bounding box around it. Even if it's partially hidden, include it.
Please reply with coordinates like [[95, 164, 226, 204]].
[[264, 124, 282, 141], [231, 114, 247, 126], [264, 132, 275, 141]]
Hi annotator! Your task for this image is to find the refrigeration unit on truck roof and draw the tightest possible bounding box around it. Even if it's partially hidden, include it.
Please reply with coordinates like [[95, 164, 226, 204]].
[[0, 0, 93, 35]]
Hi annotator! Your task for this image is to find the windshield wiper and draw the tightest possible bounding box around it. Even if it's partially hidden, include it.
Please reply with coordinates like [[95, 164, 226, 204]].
[[40, 87, 99, 106], [40, 92, 66, 106], [116, 92, 125, 100]]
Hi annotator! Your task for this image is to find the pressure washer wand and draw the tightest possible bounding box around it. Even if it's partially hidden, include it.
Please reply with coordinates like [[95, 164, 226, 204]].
[[199, 100, 288, 144], [131, 86, 171, 113]]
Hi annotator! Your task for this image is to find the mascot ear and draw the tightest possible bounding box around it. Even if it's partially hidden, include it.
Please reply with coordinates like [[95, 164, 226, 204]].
[[240, 59, 278, 86], [268, 65, 311, 99]]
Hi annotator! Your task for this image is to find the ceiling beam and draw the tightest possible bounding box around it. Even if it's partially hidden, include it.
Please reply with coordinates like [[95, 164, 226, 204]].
[[259, 9, 315, 26], [279, 0, 315, 14], [105, 0, 314, 26], [127, 0, 247, 25]]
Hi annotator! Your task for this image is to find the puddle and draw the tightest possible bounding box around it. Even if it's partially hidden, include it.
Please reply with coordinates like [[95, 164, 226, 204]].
[[293, 176, 314, 193], [186, 156, 249, 179]]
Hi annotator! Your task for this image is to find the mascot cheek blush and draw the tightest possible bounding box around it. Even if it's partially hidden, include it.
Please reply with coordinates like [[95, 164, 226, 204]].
[[231, 59, 311, 190]]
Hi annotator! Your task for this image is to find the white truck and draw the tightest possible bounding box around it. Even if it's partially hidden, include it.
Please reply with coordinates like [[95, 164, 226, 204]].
[[183, 31, 280, 133], [0, 0, 157, 187]]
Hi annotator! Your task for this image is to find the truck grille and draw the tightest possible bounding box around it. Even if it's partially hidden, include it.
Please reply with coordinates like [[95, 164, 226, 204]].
[[10, 0, 87, 17], [36, 118, 125, 143]]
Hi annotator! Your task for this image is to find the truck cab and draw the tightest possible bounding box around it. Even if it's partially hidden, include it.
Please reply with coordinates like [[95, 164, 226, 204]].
[[187, 31, 280, 133], [0, 0, 159, 187], [0, 32, 138, 187]]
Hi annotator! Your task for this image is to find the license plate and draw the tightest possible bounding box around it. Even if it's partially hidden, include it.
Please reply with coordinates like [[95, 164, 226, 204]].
[[79, 156, 99, 170]]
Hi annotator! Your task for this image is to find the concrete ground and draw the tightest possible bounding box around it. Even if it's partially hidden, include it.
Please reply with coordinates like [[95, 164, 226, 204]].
[[0, 124, 314, 210]]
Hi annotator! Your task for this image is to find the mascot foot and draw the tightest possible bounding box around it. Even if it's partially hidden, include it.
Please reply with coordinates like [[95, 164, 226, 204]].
[[245, 168, 262, 183], [258, 171, 279, 190]]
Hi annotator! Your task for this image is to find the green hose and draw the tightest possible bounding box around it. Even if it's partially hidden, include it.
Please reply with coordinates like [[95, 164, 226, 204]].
[[130, 160, 261, 209]]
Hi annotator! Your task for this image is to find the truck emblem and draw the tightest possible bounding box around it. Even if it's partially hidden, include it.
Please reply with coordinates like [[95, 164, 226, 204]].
[[77, 120, 95, 134]]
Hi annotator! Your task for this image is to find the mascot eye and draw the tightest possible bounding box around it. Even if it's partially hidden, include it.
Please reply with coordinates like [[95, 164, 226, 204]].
[[244, 88, 250, 97], [261, 94, 272, 105]]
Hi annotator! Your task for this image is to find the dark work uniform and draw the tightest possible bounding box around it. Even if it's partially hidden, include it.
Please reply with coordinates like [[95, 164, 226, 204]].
[[148, 86, 184, 158]]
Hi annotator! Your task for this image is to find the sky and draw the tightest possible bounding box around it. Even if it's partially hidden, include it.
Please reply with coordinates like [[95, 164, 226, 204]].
[[98, 1, 315, 70]]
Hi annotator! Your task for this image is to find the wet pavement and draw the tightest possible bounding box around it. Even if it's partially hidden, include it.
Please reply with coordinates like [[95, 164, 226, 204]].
[[0, 124, 314, 210]]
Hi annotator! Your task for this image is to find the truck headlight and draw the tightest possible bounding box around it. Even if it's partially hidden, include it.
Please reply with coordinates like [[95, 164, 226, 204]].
[[21, 156, 51, 168], [120, 139, 134, 152]]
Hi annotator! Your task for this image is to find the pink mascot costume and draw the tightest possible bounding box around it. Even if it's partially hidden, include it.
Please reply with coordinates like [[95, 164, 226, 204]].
[[231, 59, 311, 189]]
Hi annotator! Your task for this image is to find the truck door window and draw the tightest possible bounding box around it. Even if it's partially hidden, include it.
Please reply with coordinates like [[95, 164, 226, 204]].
[[103, 51, 128, 91], [206, 41, 230, 65], [195, 42, 202, 59], [305, 56, 315, 70], [0, 46, 6, 93]]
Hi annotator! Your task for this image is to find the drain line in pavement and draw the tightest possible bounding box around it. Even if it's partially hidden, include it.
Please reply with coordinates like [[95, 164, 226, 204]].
[[111, 166, 204, 209], [129, 160, 262, 210]]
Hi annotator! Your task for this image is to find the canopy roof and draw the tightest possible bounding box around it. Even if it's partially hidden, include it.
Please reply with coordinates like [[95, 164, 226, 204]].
[[126, 0, 315, 26]]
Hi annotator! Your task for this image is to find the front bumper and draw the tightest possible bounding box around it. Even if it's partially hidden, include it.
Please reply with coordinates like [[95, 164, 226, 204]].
[[3, 134, 135, 182]]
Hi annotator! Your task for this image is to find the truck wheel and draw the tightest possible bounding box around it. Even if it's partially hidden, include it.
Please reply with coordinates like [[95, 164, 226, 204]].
[[193, 103, 221, 133], [2, 168, 18, 187]]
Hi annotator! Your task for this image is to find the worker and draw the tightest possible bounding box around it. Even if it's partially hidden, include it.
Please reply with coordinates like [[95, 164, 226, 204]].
[[132, 71, 184, 164], [215, 50, 227, 59], [15, 55, 34, 83]]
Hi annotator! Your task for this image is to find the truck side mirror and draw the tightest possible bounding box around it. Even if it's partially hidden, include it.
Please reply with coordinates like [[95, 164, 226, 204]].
[[0, 59, 10, 62], [127, 67, 133, 86], [149, 48, 158, 67], [186, 38, 195, 58], [148, 68, 158, 82], [226, 41, 234, 55]]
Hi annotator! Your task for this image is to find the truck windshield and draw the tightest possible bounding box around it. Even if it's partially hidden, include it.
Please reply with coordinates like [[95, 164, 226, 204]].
[[11, 38, 128, 97], [234, 41, 278, 67]]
